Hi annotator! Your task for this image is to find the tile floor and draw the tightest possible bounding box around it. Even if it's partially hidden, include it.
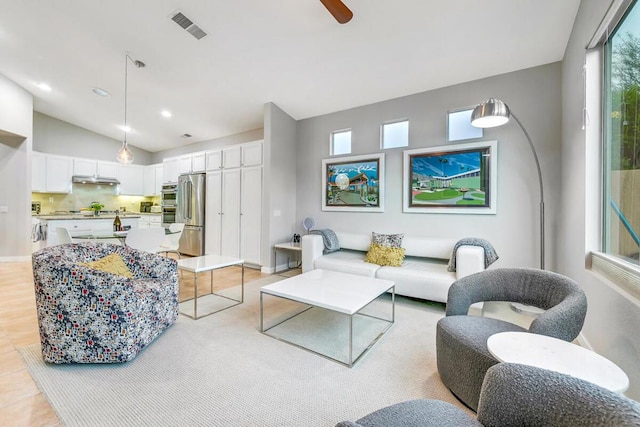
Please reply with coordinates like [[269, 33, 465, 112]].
[[0, 256, 270, 426]]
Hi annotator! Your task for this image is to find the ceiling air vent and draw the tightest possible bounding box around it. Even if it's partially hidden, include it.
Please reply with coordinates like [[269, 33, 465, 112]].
[[170, 11, 207, 40]]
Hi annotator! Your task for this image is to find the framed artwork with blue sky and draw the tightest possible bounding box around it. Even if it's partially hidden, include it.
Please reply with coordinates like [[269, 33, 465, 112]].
[[322, 153, 385, 212], [403, 141, 497, 214]]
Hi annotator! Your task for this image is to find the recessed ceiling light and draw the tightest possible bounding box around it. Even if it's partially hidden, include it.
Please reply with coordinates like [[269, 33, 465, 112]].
[[161, 110, 172, 118], [119, 125, 132, 133], [35, 82, 52, 92], [92, 87, 111, 97]]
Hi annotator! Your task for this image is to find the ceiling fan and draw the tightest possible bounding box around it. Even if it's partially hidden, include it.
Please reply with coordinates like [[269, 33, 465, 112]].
[[320, 0, 353, 24]]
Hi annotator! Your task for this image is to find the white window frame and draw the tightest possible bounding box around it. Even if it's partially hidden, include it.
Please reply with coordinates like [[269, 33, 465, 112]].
[[330, 129, 352, 156], [381, 119, 409, 150]]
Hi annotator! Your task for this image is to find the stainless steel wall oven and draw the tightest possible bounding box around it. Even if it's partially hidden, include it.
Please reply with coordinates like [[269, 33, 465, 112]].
[[161, 184, 177, 226]]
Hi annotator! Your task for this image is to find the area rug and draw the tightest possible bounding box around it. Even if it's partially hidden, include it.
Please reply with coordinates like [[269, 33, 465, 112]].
[[20, 275, 471, 426]]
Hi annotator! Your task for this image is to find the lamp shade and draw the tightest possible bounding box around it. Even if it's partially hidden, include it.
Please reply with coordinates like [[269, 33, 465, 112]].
[[470, 98, 511, 128]]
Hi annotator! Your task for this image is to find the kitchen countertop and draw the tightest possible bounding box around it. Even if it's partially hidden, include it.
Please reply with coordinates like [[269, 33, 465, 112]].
[[34, 213, 150, 220]]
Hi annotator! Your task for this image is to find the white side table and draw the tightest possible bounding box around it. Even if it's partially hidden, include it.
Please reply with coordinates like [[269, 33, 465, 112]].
[[487, 331, 629, 393], [273, 242, 302, 274]]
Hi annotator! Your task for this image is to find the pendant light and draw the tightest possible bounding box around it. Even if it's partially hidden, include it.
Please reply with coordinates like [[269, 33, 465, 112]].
[[117, 53, 145, 164]]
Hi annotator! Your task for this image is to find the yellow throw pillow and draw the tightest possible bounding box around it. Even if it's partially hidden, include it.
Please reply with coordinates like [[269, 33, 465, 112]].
[[365, 243, 406, 267], [80, 253, 133, 278]]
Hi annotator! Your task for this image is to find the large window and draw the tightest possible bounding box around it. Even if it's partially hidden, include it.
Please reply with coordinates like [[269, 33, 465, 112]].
[[604, 0, 640, 266]]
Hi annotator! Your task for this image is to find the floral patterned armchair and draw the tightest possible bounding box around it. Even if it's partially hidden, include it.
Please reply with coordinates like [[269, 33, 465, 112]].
[[32, 242, 179, 363]]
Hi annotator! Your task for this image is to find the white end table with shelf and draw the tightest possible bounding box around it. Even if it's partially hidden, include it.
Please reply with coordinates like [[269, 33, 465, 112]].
[[273, 242, 302, 274]]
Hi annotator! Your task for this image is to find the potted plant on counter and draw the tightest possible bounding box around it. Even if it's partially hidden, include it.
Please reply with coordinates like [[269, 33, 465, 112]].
[[90, 202, 104, 216]]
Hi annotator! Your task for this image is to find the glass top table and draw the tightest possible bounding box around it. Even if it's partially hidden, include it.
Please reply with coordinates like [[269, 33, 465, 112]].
[[74, 228, 178, 243]]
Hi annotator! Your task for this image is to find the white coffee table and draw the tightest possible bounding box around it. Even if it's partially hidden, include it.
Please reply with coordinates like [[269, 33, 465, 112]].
[[260, 269, 395, 367], [177, 254, 244, 320], [487, 331, 629, 393]]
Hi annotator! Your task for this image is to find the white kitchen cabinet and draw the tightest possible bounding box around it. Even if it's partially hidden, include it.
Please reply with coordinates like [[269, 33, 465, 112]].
[[191, 152, 206, 172], [138, 214, 161, 229], [241, 141, 263, 167], [205, 164, 262, 265], [45, 155, 73, 193], [222, 146, 242, 169], [73, 158, 97, 176], [205, 169, 240, 258], [163, 157, 179, 184], [206, 150, 222, 171], [143, 163, 163, 196], [178, 155, 192, 175], [97, 161, 119, 178], [240, 165, 263, 265], [119, 164, 144, 195]]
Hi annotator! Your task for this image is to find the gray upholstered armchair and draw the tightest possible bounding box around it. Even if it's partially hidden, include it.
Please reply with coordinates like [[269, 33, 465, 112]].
[[335, 363, 640, 426], [436, 268, 587, 411]]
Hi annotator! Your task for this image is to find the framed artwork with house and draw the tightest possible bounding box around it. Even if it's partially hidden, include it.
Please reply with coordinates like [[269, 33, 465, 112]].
[[322, 153, 385, 212], [403, 140, 497, 214]]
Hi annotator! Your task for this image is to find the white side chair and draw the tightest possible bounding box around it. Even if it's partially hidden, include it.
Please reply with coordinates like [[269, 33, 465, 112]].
[[56, 227, 73, 244], [158, 223, 185, 259], [124, 227, 165, 253]]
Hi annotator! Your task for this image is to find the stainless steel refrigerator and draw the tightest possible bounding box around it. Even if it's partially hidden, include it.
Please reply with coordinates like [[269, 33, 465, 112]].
[[176, 173, 206, 256]]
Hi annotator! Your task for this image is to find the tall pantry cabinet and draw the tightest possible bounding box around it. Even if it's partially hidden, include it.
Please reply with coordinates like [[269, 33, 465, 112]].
[[205, 141, 263, 266]]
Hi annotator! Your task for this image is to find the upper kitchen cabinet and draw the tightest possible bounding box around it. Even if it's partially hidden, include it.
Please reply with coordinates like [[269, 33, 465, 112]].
[[97, 161, 119, 179], [241, 140, 263, 167], [178, 152, 206, 175], [206, 150, 222, 171], [118, 164, 144, 195], [143, 163, 163, 196], [32, 152, 72, 193], [163, 157, 179, 184], [73, 158, 97, 176], [222, 146, 242, 169]]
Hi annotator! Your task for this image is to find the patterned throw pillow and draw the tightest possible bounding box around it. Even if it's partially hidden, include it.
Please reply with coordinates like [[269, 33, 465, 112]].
[[371, 232, 404, 248], [365, 244, 406, 267], [79, 253, 133, 278]]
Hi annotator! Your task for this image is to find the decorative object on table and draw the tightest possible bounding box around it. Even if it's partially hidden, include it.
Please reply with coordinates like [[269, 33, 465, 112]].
[[447, 237, 498, 272], [470, 98, 545, 269], [335, 363, 640, 426], [90, 202, 104, 216], [403, 140, 497, 214], [291, 233, 301, 246], [322, 153, 385, 212], [447, 106, 483, 142], [116, 53, 145, 165], [436, 268, 587, 411], [31, 242, 178, 363], [302, 217, 315, 233], [113, 210, 122, 231]]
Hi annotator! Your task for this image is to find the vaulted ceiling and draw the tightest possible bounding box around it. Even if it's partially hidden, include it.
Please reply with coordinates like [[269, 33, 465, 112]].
[[0, 0, 580, 152]]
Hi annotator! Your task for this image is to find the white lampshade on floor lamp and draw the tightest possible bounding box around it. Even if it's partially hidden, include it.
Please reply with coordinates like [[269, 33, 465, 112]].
[[470, 98, 545, 270]]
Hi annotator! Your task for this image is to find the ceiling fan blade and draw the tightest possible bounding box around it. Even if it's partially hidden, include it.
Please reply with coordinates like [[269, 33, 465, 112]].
[[320, 0, 353, 24]]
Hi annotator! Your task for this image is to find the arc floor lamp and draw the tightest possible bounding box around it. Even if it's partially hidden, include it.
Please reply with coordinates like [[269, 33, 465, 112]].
[[470, 98, 545, 270]]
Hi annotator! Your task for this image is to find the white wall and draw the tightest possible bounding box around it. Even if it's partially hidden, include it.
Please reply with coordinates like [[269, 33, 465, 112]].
[[34, 112, 152, 164], [560, 0, 640, 400], [263, 102, 298, 270], [295, 63, 562, 270], [0, 73, 33, 260]]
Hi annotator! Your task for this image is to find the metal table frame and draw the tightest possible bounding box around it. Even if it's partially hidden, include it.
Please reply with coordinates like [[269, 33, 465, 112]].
[[177, 255, 244, 320], [260, 284, 395, 368]]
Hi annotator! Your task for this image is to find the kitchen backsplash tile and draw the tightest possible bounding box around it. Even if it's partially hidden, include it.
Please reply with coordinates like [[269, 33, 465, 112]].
[[32, 184, 160, 214]]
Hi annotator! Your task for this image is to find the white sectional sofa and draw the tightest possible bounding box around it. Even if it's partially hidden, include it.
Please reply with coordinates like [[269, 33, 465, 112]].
[[301, 231, 487, 303]]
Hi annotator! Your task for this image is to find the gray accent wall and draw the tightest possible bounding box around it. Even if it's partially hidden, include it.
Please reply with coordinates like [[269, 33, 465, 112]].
[[295, 63, 562, 269], [0, 73, 33, 260], [560, 0, 640, 400], [33, 112, 153, 164]]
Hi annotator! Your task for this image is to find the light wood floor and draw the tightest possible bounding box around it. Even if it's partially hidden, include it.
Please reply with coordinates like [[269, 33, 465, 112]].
[[0, 255, 271, 426]]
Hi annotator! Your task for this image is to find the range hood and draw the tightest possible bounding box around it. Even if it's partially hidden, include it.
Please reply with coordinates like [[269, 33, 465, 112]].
[[72, 175, 120, 185]]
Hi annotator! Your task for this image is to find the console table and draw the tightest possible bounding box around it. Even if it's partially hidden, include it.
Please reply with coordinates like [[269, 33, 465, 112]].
[[487, 331, 629, 393], [273, 242, 302, 273]]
